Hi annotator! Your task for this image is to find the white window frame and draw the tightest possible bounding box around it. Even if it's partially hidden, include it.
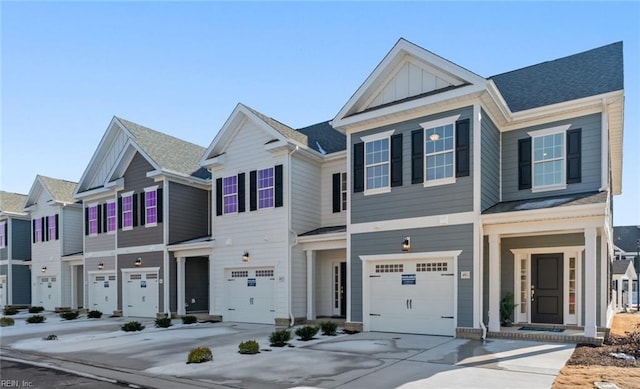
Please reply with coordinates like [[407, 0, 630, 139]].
[[361, 130, 394, 195], [222, 175, 238, 215], [527, 124, 571, 193], [341, 172, 347, 211], [48, 215, 56, 241], [421, 115, 459, 187], [144, 186, 158, 227], [0, 221, 6, 248], [257, 167, 275, 210], [106, 200, 117, 234], [34, 217, 43, 243], [121, 191, 134, 231]]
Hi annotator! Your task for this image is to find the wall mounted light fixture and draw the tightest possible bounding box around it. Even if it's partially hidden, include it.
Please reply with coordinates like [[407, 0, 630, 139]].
[[134, 258, 142, 267], [402, 237, 411, 252], [98, 262, 104, 270], [41, 266, 47, 273], [242, 251, 250, 262]]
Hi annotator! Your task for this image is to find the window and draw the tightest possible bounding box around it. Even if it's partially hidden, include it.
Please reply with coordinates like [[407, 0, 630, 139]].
[[365, 138, 390, 191], [144, 188, 157, 226], [0, 221, 6, 248], [258, 167, 274, 209], [422, 116, 459, 185], [48, 215, 56, 240], [523, 124, 571, 192], [88, 205, 98, 235], [34, 218, 43, 243], [341, 172, 347, 211], [122, 192, 133, 230], [533, 133, 564, 188], [106, 201, 117, 233], [223, 176, 238, 214]]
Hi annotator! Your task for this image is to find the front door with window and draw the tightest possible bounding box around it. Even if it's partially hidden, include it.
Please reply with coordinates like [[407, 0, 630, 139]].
[[332, 262, 346, 317], [531, 254, 563, 324]]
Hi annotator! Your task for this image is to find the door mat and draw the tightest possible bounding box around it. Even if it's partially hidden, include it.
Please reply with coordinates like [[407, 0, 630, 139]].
[[518, 326, 565, 333]]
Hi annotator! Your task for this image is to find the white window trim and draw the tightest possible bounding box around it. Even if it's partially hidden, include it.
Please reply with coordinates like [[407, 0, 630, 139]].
[[106, 200, 117, 234], [0, 221, 6, 248], [88, 202, 99, 237], [257, 167, 275, 210], [144, 186, 159, 227], [120, 191, 134, 231], [48, 214, 56, 241], [421, 114, 460, 188], [361, 129, 395, 195], [34, 217, 43, 243], [528, 124, 571, 193], [340, 172, 347, 211], [222, 175, 239, 215]]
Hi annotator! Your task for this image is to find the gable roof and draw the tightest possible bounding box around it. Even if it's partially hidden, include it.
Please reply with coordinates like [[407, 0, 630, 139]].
[[25, 175, 78, 208], [482, 191, 606, 215], [297, 121, 346, 154], [614, 225, 640, 254], [242, 105, 308, 145], [490, 42, 623, 113], [612, 259, 635, 276], [0, 191, 28, 215]]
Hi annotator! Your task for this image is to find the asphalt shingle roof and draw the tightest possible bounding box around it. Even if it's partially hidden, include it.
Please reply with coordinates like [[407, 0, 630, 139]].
[[299, 225, 346, 236], [242, 105, 308, 146], [482, 191, 606, 214], [116, 117, 210, 179], [38, 175, 78, 204], [614, 226, 640, 253], [612, 259, 634, 275], [0, 191, 28, 214], [490, 42, 623, 112], [297, 121, 346, 154]]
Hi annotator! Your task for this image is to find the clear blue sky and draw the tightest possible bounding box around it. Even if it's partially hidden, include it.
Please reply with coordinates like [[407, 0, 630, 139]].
[[1, 1, 638, 225]]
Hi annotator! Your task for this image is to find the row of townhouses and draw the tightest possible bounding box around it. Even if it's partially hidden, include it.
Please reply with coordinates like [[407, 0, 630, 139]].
[[0, 39, 629, 341]]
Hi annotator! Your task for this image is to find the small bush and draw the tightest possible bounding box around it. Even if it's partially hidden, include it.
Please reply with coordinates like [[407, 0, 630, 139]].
[[43, 334, 58, 341], [319, 321, 338, 336], [187, 346, 213, 364], [295, 325, 319, 341], [121, 321, 145, 332], [3, 307, 18, 316], [26, 315, 46, 324], [87, 310, 103, 319], [269, 329, 291, 347], [181, 315, 198, 325], [155, 317, 172, 328], [0, 317, 15, 327], [29, 306, 45, 313], [238, 340, 260, 354], [60, 311, 80, 320]]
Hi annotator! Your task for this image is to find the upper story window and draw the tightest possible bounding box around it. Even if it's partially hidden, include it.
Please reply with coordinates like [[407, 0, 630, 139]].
[[258, 167, 274, 209], [332, 172, 348, 213], [48, 215, 57, 240], [420, 115, 461, 187], [341, 172, 347, 211], [0, 221, 6, 248], [223, 176, 238, 214], [121, 192, 134, 230], [34, 218, 43, 243], [106, 201, 117, 233], [88, 205, 99, 236], [144, 187, 158, 226], [533, 132, 564, 188], [365, 138, 390, 191]]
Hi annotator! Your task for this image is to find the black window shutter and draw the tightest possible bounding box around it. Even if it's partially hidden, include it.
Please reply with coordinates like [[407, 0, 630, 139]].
[[455, 119, 470, 177], [238, 173, 246, 213], [157, 188, 163, 223], [133, 194, 139, 227], [216, 178, 223, 216], [332, 173, 341, 213], [4, 222, 7, 244], [32, 219, 36, 243], [566, 128, 582, 184], [518, 138, 532, 190], [275, 164, 283, 208], [44, 216, 49, 241], [55, 214, 59, 240], [353, 142, 365, 193], [139, 193, 145, 226], [391, 133, 403, 187], [85, 207, 89, 236], [102, 204, 108, 232], [97, 204, 103, 234], [411, 129, 424, 184], [249, 171, 257, 211], [117, 197, 122, 229]]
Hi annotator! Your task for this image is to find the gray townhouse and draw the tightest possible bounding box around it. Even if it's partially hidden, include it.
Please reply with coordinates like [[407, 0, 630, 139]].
[[0, 191, 31, 307]]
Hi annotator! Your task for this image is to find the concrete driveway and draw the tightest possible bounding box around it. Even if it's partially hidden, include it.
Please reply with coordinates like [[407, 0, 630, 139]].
[[0, 313, 575, 388]]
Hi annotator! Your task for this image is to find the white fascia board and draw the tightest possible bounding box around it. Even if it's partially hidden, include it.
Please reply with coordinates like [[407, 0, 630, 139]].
[[201, 153, 227, 168], [73, 185, 113, 201], [297, 232, 347, 245], [166, 240, 214, 252], [199, 103, 246, 166], [485, 80, 513, 120], [482, 202, 606, 225], [322, 150, 347, 162], [360, 250, 463, 262], [350, 211, 477, 235], [146, 170, 210, 189], [483, 215, 605, 236]]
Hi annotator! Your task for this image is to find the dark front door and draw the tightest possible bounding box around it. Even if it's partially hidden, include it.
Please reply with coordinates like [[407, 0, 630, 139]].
[[185, 257, 209, 312], [340, 262, 347, 317], [531, 254, 563, 324]]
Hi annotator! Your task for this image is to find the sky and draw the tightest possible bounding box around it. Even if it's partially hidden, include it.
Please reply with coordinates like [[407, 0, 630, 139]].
[[1, 1, 638, 225]]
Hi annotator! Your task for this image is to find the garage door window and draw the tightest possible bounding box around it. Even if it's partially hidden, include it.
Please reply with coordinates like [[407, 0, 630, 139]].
[[231, 270, 248, 278], [416, 262, 448, 272], [375, 264, 403, 273], [256, 269, 274, 277]]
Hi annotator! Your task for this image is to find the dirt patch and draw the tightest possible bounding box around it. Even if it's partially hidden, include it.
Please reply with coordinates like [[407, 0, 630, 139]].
[[553, 313, 640, 389]]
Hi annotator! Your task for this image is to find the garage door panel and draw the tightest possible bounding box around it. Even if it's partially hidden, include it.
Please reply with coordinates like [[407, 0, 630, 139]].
[[123, 272, 159, 318], [225, 268, 275, 324], [90, 274, 117, 314]]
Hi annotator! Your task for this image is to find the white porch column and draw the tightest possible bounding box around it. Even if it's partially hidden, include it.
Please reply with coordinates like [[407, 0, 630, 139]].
[[306, 250, 315, 320], [177, 257, 186, 316], [488, 234, 501, 332], [584, 228, 597, 338]]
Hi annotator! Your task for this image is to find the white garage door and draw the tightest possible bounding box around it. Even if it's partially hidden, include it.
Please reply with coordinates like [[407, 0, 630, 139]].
[[90, 273, 117, 314], [0, 275, 6, 307], [225, 268, 275, 324], [123, 271, 159, 318], [37, 276, 59, 311], [368, 259, 454, 336]]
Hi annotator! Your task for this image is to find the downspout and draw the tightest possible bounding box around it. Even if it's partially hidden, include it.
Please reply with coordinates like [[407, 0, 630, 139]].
[[288, 145, 299, 327]]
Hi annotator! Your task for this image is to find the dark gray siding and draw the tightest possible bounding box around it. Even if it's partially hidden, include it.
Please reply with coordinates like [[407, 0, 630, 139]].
[[351, 223, 474, 327], [0, 247, 5, 261], [117, 251, 164, 312], [502, 113, 601, 201], [168, 182, 209, 244], [481, 110, 500, 211], [118, 153, 163, 248], [351, 107, 474, 224], [12, 264, 31, 304], [0, 264, 5, 275], [12, 219, 31, 260]]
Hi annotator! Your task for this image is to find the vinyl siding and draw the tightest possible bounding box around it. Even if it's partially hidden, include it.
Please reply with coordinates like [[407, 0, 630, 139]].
[[0, 244, 5, 261], [502, 113, 602, 201], [12, 219, 31, 260], [117, 251, 164, 312], [168, 182, 209, 244], [320, 158, 347, 228], [350, 223, 474, 327], [291, 245, 307, 318], [85, 195, 117, 253], [291, 155, 321, 235], [62, 207, 83, 256], [481, 109, 500, 211], [351, 107, 474, 224], [60, 260, 71, 307]]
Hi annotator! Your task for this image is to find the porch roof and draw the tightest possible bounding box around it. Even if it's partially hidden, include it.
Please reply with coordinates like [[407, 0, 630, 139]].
[[612, 259, 634, 275], [299, 225, 346, 237], [482, 191, 606, 215]]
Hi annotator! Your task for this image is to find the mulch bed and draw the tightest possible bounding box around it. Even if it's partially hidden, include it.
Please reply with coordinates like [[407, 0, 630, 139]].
[[567, 334, 640, 368]]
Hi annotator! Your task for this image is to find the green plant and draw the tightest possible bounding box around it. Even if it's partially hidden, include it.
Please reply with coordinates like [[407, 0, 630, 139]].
[[60, 311, 80, 320], [319, 321, 338, 336], [0, 317, 15, 327], [43, 334, 58, 341], [26, 315, 46, 324], [121, 321, 145, 332], [238, 340, 260, 354], [295, 325, 319, 341], [187, 346, 213, 364], [269, 329, 291, 347], [155, 316, 172, 328], [29, 306, 45, 313], [500, 292, 519, 327], [181, 315, 198, 325], [3, 307, 18, 316], [87, 310, 103, 319]]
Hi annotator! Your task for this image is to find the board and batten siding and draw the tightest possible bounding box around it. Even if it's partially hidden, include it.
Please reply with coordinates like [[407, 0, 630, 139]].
[[351, 107, 474, 224], [481, 109, 500, 211], [291, 155, 321, 235], [86, 129, 129, 191], [501, 113, 602, 202], [62, 207, 83, 256], [350, 223, 474, 327], [168, 182, 209, 244], [320, 157, 347, 228], [12, 219, 31, 260], [117, 251, 164, 312]]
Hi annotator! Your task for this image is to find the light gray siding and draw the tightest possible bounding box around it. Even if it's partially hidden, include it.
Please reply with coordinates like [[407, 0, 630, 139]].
[[168, 182, 209, 244], [291, 155, 321, 235], [12, 219, 31, 260], [63, 207, 83, 255], [0, 246, 5, 261], [481, 110, 500, 211], [117, 251, 164, 311], [502, 113, 602, 201], [350, 223, 474, 327], [351, 107, 474, 224]]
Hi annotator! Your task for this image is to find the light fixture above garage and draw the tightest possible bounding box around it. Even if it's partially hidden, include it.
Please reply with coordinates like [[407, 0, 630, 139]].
[[41, 266, 47, 273], [402, 237, 411, 252], [134, 258, 142, 267], [242, 251, 250, 262], [98, 262, 104, 270]]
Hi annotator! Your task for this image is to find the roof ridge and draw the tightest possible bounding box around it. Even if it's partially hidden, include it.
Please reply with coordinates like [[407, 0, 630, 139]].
[[115, 116, 206, 150], [38, 174, 79, 185]]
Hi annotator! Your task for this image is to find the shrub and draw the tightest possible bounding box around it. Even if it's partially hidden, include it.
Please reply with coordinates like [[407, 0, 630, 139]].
[[319, 321, 338, 336], [155, 317, 172, 328], [60, 311, 80, 320], [3, 307, 18, 316], [29, 306, 45, 313], [295, 325, 319, 341], [0, 317, 15, 327], [121, 321, 145, 332], [238, 340, 260, 354], [43, 334, 58, 341], [26, 315, 46, 324], [187, 346, 213, 364], [269, 329, 291, 347], [181, 315, 198, 325], [87, 310, 103, 319]]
